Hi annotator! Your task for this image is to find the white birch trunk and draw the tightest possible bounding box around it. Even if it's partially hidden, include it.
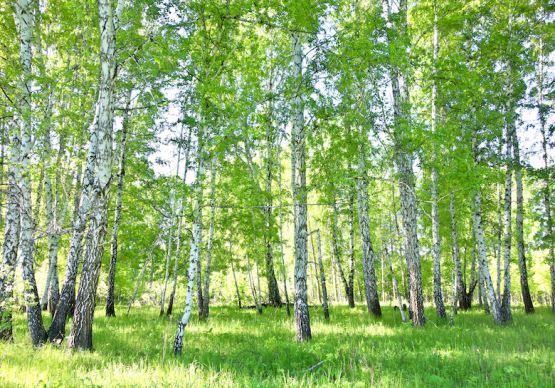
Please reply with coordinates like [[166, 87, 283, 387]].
[[173, 154, 205, 355], [106, 91, 131, 317], [538, 34, 555, 313], [68, 0, 123, 350], [382, 0, 425, 326], [512, 128, 534, 313], [356, 143, 381, 316], [431, 7, 446, 319], [201, 158, 217, 318], [470, 113, 503, 324], [290, 33, 311, 341], [501, 126, 513, 322], [277, 143, 290, 315]]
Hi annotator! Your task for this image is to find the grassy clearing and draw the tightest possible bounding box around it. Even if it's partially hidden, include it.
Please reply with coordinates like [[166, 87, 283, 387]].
[[1, 304, 554, 387]]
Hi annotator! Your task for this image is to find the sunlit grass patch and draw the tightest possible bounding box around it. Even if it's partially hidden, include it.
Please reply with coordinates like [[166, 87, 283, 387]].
[[1, 304, 554, 387]]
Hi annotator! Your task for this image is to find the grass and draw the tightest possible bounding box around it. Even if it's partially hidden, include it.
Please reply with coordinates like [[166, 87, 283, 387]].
[[0, 304, 554, 387]]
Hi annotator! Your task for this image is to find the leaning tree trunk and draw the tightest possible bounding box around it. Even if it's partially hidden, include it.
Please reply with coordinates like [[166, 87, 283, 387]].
[[167, 127, 192, 316], [201, 158, 217, 318], [430, 8, 446, 319], [229, 239, 242, 309], [128, 239, 158, 315], [48, 95, 99, 343], [166, 201, 183, 316], [263, 71, 282, 308], [501, 126, 513, 323], [538, 34, 555, 313], [470, 108, 503, 324], [449, 190, 465, 311], [173, 151, 205, 355], [160, 199, 175, 317], [382, 0, 425, 326], [315, 230, 329, 320], [332, 192, 352, 306], [512, 127, 534, 314], [67, 0, 122, 350], [290, 32, 311, 341], [106, 91, 131, 317], [356, 143, 381, 317], [385, 246, 406, 323]]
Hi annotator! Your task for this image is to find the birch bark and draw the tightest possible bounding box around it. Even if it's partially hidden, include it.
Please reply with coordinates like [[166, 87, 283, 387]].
[[501, 126, 513, 323], [201, 158, 217, 318], [538, 34, 555, 313], [11, 0, 47, 346], [512, 128, 534, 313], [430, 7, 446, 319], [106, 91, 131, 317], [277, 143, 290, 316], [290, 32, 311, 341], [356, 144, 381, 317], [381, 0, 425, 326], [470, 109, 503, 324], [68, 0, 123, 350], [173, 152, 205, 355], [449, 190, 465, 311]]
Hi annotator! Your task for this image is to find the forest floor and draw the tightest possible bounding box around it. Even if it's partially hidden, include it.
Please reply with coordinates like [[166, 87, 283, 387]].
[[0, 304, 554, 387]]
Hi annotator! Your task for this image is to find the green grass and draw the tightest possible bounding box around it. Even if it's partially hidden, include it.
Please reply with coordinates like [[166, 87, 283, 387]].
[[1, 304, 554, 387]]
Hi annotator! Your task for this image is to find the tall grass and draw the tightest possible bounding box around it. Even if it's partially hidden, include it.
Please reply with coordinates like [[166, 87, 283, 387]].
[[1, 304, 554, 387]]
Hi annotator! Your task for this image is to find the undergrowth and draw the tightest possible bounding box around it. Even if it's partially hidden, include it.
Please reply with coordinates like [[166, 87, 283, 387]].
[[0, 304, 554, 387]]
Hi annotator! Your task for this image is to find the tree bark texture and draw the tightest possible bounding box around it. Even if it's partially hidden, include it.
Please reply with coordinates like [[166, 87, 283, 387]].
[[356, 144, 381, 317], [382, 0, 425, 326], [512, 128, 534, 314], [68, 0, 122, 350], [430, 8, 446, 319], [106, 91, 131, 317], [290, 33, 311, 341], [173, 156, 204, 355]]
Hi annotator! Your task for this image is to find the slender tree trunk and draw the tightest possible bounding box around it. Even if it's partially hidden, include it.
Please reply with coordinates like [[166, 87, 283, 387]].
[[332, 194, 352, 306], [229, 239, 242, 309], [167, 127, 192, 316], [166, 201, 183, 316], [127, 242, 156, 315], [385, 246, 406, 323], [538, 34, 555, 313], [512, 130, 534, 313], [496, 173, 503, 302], [478, 258, 490, 314], [277, 143, 290, 316], [382, 0, 424, 326], [246, 252, 261, 313], [431, 8, 446, 319], [356, 144, 381, 316], [160, 203, 175, 317], [68, 0, 123, 350], [315, 231, 329, 320], [449, 190, 465, 311], [470, 112, 503, 324], [201, 159, 217, 318], [347, 195, 356, 307], [501, 126, 513, 323], [173, 148, 205, 355], [106, 91, 131, 317], [290, 32, 311, 341]]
